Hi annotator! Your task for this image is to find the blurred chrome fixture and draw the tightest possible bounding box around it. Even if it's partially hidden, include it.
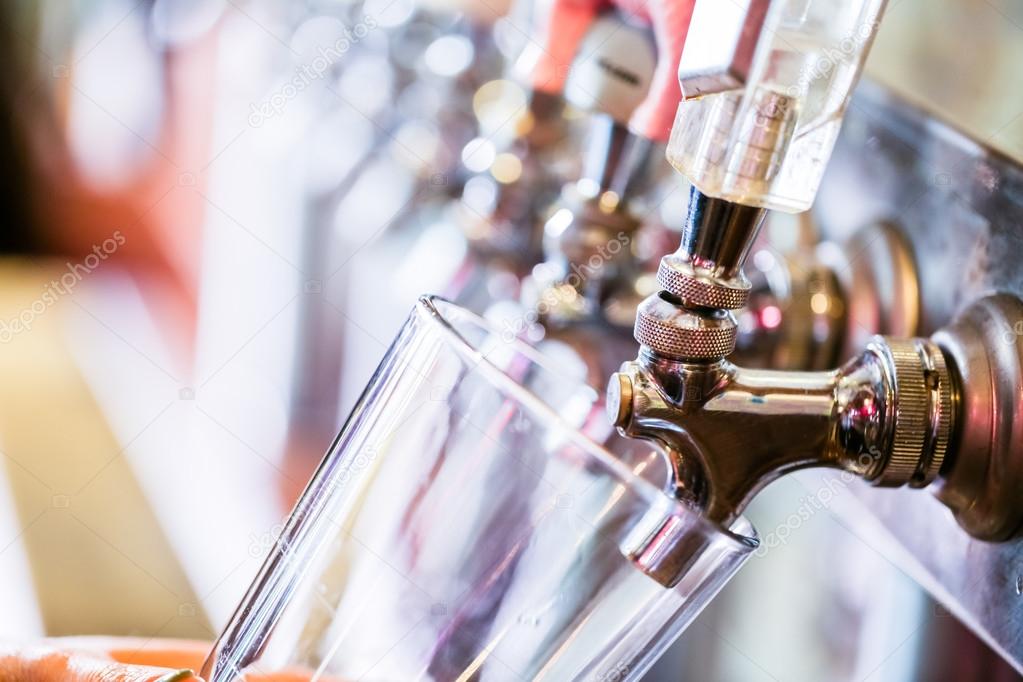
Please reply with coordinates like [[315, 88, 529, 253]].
[[457, 10, 658, 276], [615, 192, 1023, 540], [733, 220, 919, 370], [610, 0, 1023, 545], [455, 89, 571, 270], [522, 11, 664, 330], [528, 115, 659, 329]]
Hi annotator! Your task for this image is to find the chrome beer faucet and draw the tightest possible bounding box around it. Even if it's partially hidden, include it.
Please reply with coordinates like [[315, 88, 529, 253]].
[[453, 9, 660, 314], [526, 114, 659, 329], [456, 89, 572, 272], [608, 0, 1023, 576], [522, 12, 665, 332], [609, 191, 958, 526]]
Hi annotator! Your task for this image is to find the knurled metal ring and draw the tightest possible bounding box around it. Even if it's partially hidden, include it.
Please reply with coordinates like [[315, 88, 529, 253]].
[[634, 303, 738, 360], [872, 338, 953, 488], [657, 256, 750, 310]]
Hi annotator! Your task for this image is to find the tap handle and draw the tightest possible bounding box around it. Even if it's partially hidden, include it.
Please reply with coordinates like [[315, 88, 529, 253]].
[[527, 0, 600, 95], [562, 12, 658, 127], [528, 0, 697, 142], [560, 11, 666, 197], [667, 0, 889, 212], [620, 0, 697, 141]]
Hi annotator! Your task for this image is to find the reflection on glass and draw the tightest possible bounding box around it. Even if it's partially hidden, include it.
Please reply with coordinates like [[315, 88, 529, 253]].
[[203, 297, 756, 682]]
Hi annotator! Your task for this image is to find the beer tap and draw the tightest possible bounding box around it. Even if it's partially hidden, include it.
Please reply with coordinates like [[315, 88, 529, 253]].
[[478, 3, 699, 394], [607, 0, 1023, 587], [521, 11, 662, 334], [520, 0, 695, 328], [453, 0, 695, 314]]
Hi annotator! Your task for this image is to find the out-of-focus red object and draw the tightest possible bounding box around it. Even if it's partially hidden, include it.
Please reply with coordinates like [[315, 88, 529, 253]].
[[532, 0, 696, 141], [0, 637, 334, 681], [27, 30, 219, 369]]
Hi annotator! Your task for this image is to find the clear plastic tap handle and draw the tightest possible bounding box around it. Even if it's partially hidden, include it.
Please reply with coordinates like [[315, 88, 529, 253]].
[[666, 0, 888, 212]]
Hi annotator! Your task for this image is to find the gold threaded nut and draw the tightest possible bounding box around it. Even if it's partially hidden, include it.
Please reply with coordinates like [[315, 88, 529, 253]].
[[657, 256, 750, 310], [633, 294, 738, 360], [871, 338, 954, 488]]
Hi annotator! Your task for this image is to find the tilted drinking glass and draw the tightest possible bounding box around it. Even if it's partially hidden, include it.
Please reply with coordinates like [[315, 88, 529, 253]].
[[202, 296, 757, 682]]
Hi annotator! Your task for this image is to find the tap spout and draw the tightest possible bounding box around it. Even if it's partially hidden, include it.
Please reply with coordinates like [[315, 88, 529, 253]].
[[608, 337, 954, 527]]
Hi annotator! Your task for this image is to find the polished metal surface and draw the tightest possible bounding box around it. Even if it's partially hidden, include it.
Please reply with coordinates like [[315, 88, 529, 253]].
[[527, 120, 661, 331], [656, 257, 751, 310], [632, 293, 738, 360], [609, 331, 954, 528], [831, 221, 921, 357], [730, 218, 918, 372], [931, 295, 1023, 541], [873, 337, 952, 488], [611, 74, 1023, 634], [809, 81, 1023, 672], [658, 188, 767, 309], [734, 238, 847, 370], [676, 188, 767, 281], [582, 117, 634, 196], [635, 188, 768, 359], [528, 178, 645, 327]]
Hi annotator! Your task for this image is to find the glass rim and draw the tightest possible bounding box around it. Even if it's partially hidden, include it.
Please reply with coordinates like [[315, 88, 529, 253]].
[[417, 295, 758, 552]]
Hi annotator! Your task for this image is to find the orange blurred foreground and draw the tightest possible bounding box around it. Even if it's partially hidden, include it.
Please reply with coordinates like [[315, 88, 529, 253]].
[[0, 638, 343, 682]]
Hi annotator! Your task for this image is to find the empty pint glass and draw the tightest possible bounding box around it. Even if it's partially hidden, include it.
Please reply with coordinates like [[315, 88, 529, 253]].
[[202, 296, 757, 682]]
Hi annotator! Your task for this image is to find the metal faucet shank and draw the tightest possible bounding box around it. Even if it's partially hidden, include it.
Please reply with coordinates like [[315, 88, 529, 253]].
[[611, 189, 1023, 544], [610, 337, 953, 527], [529, 115, 660, 329]]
